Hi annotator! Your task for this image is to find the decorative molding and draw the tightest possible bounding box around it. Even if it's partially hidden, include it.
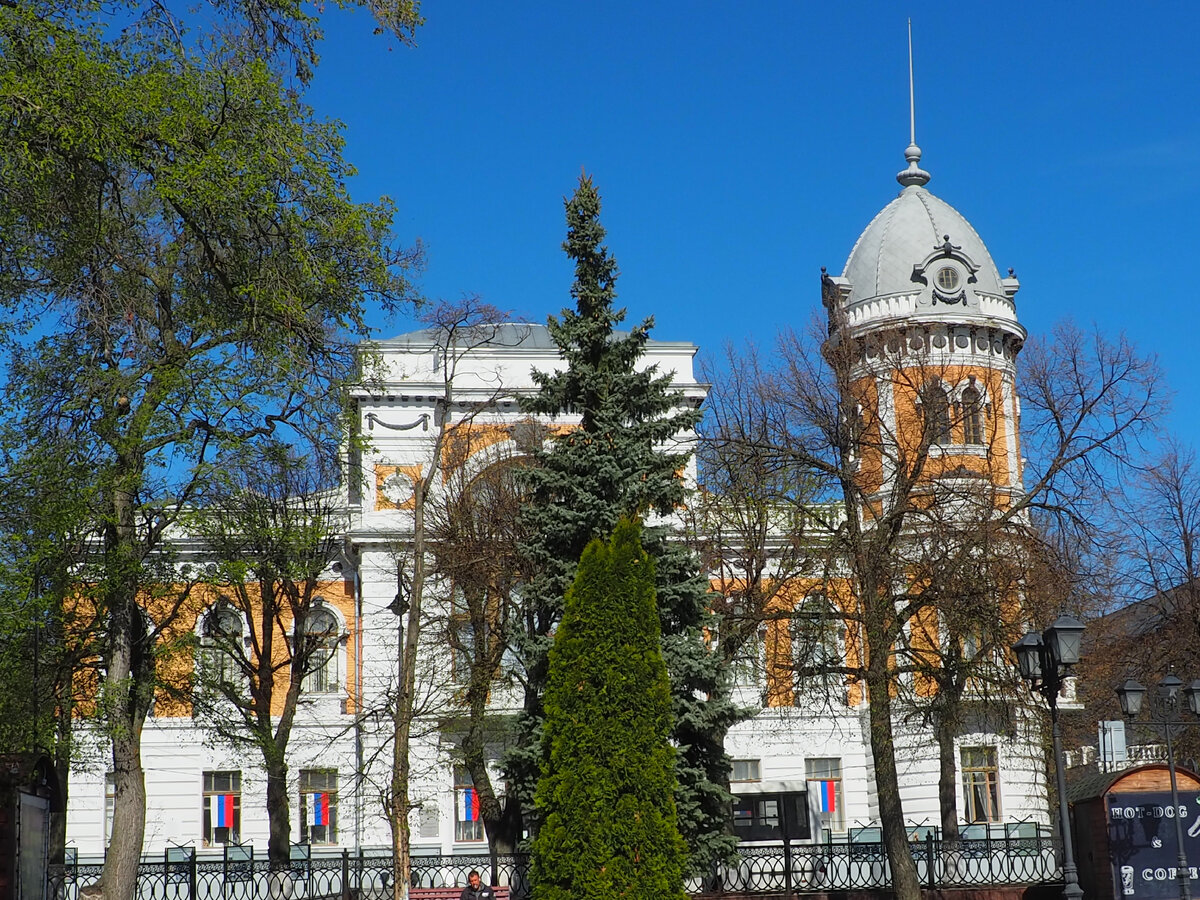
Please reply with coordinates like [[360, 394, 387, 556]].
[[366, 413, 430, 432]]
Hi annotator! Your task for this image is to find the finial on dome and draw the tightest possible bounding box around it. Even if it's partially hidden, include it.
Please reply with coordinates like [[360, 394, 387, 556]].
[[896, 20, 931, 188], [898, 142, 930, 187]]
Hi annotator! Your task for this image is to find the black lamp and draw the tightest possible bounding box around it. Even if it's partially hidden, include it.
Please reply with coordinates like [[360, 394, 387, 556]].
[[1013, 632, 1043, 683], [1186, 681, 1200, 717], [1045, 615, 1085, 669], [1160, 673, 1184, 705], [1116, 678, 1146, 718]]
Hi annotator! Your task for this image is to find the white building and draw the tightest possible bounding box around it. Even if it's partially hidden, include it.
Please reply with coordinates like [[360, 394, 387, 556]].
[[64, 140, 1051, 860]]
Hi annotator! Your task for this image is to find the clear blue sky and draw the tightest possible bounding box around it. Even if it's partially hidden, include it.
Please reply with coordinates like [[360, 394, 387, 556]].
[[305, 1, 1200, 449]]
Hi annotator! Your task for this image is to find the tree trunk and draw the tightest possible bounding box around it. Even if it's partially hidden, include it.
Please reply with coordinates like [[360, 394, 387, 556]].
[[100, 481, 154, 900], [934, 712, 963, 881], [266, 758, 291, 867], [104, 727, 147, 900], [391, 623, 413, 900], [463, 716, 520, 862], [865, 667, 922, 900], [392, 481, 429, 900], [936, 714, 961, 844]]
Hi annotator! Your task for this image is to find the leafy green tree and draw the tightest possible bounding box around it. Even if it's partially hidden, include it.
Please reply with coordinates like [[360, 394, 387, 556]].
[[532, 519, 687, 900], [0, 3, 418, 895], [509, 175, 737, 871], [0, 439, 102, 863]]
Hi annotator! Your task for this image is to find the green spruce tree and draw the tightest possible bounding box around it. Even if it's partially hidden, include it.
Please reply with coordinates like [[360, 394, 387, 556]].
[[532, 519, 687, 900], [509, 175, 738, 871]]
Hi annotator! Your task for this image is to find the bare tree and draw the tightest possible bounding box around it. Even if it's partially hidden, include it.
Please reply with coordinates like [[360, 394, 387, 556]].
[[1080, 440, 1200, 759], [702, 313, 1162, 900], [190, 443, 348, 869], [427, 438, 529, 867], [375, 299, 517, 900]]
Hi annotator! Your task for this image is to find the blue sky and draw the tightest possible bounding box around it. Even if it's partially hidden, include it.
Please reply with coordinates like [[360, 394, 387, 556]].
[[304, 1, 1200, 450]]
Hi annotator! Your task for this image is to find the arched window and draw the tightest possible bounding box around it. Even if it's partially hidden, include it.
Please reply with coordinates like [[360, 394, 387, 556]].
[[202, 604, 243, 685], [303, 606, 340, 693], [919, 383, 952, 445], [957, 383, 986, 445]]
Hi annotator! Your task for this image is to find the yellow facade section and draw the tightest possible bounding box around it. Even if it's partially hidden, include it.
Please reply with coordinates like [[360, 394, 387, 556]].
[[712, 577, 863, 709], [854, 362, 1015, 497], [81, 578, 361, 720]]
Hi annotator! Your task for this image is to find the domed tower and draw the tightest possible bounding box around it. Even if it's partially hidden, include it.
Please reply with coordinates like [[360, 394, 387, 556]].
[[821, 141, 1026, 507]]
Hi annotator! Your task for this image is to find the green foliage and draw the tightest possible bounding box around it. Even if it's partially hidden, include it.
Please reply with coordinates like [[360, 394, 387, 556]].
[[0, 0, 419, 884], [0, 437, 102, 759], [509, 175, 737, 871], [532, 519, 687, 900]]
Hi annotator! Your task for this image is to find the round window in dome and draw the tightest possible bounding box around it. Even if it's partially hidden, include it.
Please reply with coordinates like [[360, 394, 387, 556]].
[[936, 266, 960, 292]]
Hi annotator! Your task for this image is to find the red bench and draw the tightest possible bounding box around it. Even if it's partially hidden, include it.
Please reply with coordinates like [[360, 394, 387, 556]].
[[408, 888, 509, 900]]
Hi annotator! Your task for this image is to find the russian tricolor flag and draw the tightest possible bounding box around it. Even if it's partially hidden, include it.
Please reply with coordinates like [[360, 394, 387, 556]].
[[459, 787, 479, 823], [817, 780, 837, 813], [214, 793, 235, 827], [310, 792, 329, 827]]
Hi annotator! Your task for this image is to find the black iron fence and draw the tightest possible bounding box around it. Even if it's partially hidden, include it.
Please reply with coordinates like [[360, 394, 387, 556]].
[[693, 826, 1064, 894], [47, 829, 1064, 899]]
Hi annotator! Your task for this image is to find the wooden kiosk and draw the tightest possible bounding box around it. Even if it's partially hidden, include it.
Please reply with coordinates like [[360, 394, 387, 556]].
[[1069, 764, 1200, 900]]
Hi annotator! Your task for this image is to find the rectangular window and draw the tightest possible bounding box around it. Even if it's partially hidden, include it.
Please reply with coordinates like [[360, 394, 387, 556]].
[[104, 773, 116, 848], [733, 795, 779, 841], [805, 757, 845, 834], [961, 746, 1000, 822], [300, 770, 338, 844], [730, 759, 761, 783], [202, 771, 242, 846], [731, 793, 810, 842], [453, 766, 484, 842]]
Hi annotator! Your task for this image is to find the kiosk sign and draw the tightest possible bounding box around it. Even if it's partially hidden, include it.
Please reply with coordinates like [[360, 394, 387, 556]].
[[1107, 792, 1200, 899]]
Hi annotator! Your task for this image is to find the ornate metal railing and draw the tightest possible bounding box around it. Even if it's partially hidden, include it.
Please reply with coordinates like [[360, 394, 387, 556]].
[[47, 831, 1062, 899], [690, 829, 1063, 894]]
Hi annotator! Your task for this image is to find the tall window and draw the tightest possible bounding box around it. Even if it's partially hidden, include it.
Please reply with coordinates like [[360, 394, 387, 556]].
[[300, 770, 338, 844], [451, 618, 476, 683], [104, 773, 116, 848], [454, 766, 484, 842], [202, 604, 243, 685], [202, 771, 241, 846], [303, 607, 339, 693], [958, 383, 986, 445], [791, 600, 845, 704], [806, 758, 845, 834], [731, 622, 768, 693], [920, 383, 952, 445], [961, 746, 1000, 822]]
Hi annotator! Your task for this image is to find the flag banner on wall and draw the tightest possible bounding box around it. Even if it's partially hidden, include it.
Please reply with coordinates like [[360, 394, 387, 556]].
[[211, 794, 236, 827], [818, 781, 837, 813], [459, 787, 479, 822], [309, 792, 329, 827]]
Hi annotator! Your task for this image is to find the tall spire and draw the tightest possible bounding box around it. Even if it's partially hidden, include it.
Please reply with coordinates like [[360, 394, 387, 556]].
[[897, 18, 931, 188]]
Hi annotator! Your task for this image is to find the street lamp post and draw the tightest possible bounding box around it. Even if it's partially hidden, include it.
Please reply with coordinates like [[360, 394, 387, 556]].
[[1013, 615, 1086, 900], [1115, 672, 1200, 900]]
